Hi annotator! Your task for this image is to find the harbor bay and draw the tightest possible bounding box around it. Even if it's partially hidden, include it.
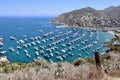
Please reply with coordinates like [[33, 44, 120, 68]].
[[0, 17, 114, 63]]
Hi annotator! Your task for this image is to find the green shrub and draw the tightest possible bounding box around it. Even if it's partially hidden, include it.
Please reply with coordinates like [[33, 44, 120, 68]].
[[73, 58, 86, 66], [4, 65, 13, 73], [54, 68, 65, 78], [17, 62, 23, 66], [101, 53, 110, 61], [57, 63, 62, 68], [0, 62, 8, 67], [27, 62, 37, 67], [85, 58, 95, 64], [2, 63, 25, 73]]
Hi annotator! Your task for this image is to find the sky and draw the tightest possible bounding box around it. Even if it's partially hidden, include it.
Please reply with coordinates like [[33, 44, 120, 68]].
[[0, 0, 120, 17]]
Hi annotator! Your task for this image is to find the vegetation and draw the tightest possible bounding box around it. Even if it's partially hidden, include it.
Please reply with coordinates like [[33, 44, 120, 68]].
[[105, 37, 120, 52], [0, 52, 119, 80], [73, 58, 95, 66], [0, 59, 48, 73]]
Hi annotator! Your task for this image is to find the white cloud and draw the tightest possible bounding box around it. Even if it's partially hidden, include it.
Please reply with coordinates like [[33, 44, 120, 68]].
[[39, 10, 55, 16], [41, 10, 52, 14]]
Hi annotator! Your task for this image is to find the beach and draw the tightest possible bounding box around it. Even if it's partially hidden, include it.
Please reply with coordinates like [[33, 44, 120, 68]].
[[56, 25, 69, 28]]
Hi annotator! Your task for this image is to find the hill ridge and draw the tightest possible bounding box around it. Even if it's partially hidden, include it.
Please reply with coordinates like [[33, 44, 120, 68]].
[[52, 6, 120, 27]]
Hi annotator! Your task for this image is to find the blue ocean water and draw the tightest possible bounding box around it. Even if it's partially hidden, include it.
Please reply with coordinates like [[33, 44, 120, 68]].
[[0, 17, 114, 63]]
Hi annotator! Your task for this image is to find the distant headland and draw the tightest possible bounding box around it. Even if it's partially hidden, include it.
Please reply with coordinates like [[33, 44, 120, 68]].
[[52, 6, 120, 28]]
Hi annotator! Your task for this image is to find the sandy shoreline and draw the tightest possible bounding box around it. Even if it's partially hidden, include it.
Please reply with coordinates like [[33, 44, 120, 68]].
[[56, 25, 69, 28], [107, 31, 115, 35], [55, 25, 118, 37]]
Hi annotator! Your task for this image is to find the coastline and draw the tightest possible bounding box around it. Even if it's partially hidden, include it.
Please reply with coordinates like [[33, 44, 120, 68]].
[[56, 25, 69, 28], [107, 31, 115, 35], [53, 22, 119, 37]]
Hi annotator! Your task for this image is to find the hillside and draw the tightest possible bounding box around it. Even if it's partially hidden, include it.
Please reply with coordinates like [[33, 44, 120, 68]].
[[104, 6, 120, 22], [0, 51, 120, 80], [52, 6, 120, 27]]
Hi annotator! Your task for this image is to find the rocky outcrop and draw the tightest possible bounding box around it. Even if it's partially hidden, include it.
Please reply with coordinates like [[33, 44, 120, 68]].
[[52, 6, 120, 27], [0, 56, 9, 63], [0, 37, 3, 46]]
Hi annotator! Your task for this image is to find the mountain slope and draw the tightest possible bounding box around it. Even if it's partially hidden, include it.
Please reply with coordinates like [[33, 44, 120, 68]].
[[52, 6, 120, 27], [104, 6, 120, 22]]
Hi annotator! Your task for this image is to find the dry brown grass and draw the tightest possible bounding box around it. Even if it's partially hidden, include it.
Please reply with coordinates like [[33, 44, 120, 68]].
[[106, 76, 120, 80], [0, 51, 120, 80], [101, 51, 120, 77], [0, 63, 107, 80]]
